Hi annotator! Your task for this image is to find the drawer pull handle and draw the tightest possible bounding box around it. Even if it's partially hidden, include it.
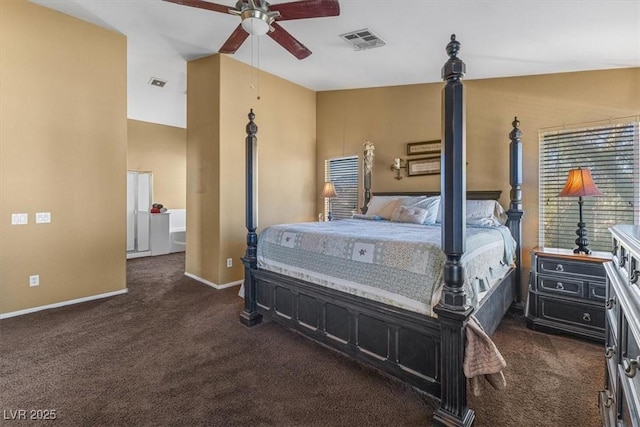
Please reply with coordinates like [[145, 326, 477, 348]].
[[605, 346, 616, 359], [623, 356, 640, 378], [631, 270, 640, 285], [582, 313, 591, 322], [555, 264, 564, 272], [605, 298, 616, 310], [604, 391, 613, 408], [556, 282, 564, 290], [612, 243, 619, 256], [619, 254, 628, 268]]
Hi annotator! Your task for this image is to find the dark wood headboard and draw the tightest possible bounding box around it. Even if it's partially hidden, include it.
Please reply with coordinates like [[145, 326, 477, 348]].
[[371, 190, 501, 200]]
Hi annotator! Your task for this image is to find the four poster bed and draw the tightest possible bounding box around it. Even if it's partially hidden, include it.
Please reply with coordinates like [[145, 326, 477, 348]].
[[239, 35, 524, 427]]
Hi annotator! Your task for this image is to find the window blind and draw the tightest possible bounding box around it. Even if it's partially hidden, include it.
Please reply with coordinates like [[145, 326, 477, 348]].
[[539, 122, 639, 252], [324, 156, 358, 220]]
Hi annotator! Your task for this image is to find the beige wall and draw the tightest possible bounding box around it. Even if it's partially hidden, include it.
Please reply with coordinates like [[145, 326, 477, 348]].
[[186, 54, 222, 285], [317, 68, 640, 297], [128, 119, 187, 209], [186, 54, 316, 286], [0, 0, 128, 314]]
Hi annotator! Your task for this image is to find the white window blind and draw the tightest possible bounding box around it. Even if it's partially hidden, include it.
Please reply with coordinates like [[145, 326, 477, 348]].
[[539, 122, 639, 252], [324, 156, 358, 220]]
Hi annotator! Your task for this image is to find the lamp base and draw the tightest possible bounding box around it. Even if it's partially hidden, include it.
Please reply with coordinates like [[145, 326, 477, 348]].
[[573, 221, 591, 255], [327, 211, 333, 221]]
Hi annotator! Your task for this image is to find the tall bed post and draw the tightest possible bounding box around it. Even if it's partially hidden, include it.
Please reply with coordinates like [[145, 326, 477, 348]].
[[240, 109, 262, 327], [507, 117, 524, 304], [433, 35, 474, 427], [361, 142, 373, 213]]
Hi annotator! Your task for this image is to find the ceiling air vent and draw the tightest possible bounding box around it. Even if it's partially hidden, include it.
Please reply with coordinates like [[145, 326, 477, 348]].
[[148, 77, 167, 88], [339, 29, 386, 51]]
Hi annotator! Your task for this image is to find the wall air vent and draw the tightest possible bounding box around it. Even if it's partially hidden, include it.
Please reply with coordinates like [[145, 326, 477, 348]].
[[339, 28, 386, 51], [148, 77, 167, 88]]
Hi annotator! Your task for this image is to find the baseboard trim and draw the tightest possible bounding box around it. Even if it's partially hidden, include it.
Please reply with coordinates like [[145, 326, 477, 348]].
[[0, 288, 128, 320], [127, 251, 151, 259], [184, 272, 242, 290]]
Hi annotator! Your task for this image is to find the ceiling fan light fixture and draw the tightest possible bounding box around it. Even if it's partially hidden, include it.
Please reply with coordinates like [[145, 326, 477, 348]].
[[240, 10, 270, 36]]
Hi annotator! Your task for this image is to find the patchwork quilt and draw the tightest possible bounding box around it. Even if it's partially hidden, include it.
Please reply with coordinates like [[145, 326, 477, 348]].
[[257, 219, 516, 317]]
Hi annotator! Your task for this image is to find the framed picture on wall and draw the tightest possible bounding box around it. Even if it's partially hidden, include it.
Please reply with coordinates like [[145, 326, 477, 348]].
[[406, 140, 441, 156], [407, 156, 441, 176]]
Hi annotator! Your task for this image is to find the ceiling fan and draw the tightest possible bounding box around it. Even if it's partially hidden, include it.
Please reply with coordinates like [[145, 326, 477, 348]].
[[163, 0, 340, 60]]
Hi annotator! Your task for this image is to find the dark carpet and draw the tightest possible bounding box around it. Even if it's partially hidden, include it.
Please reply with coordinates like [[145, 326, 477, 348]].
[[1, 253, 603, 426]]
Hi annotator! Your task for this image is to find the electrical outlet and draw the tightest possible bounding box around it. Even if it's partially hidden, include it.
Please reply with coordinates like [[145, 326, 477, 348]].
[[226, 258, 233, 268], [11, 213, 28, 225], [29, 275, 39, 287], [36, 212, 51, 223]]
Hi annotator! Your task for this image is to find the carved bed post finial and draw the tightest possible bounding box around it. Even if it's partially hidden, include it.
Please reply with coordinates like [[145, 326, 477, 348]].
[[507, 116, 524, 304], [433, 35, 475, 427], [361, 140, 375, 213], [240, 108, 263, 327]]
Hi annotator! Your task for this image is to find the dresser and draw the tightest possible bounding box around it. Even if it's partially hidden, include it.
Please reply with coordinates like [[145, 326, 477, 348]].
[[526, 247, 610, 342], [601, 225, 640, 426]]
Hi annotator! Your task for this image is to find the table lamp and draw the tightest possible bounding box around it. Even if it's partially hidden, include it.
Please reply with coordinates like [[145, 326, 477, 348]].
[[320, 182, 338, 221], [558, 167, 604, 254]]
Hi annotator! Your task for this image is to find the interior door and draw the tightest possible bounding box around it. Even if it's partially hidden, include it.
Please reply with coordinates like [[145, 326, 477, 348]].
[[136, 172, 151, 252], [126, 171, 152, 253]]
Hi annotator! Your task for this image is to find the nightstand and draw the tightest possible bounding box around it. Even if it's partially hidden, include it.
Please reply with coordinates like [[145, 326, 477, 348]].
[[526, 247, 611, 341]]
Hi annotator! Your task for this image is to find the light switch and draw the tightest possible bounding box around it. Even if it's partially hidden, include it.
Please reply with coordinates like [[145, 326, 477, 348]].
[[11, 213, 28, 225], [36, 212, 51, 224]]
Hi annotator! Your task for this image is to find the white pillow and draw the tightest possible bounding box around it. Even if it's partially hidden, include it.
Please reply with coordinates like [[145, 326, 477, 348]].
[[436, 199, 507, 226], [467, 200, 507, 226], [365, 196, 401, 219], [391, 205, 429, 224], [412, 196, 440, 224]]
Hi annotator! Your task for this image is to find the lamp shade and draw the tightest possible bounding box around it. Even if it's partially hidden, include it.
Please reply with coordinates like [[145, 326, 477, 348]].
[[558, 167, 604, 198], [320, 182, 338, 198]]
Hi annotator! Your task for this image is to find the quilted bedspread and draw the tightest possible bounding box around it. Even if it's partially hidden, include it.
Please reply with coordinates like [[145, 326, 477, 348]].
[[257, 219, 516, 317]]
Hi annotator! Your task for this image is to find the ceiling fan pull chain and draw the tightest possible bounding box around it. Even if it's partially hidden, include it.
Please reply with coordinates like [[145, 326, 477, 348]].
[[257, 35, 261, 100]]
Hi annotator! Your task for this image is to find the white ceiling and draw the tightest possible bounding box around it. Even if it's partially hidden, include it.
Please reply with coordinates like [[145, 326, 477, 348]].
[[31, 0, 640, 129]]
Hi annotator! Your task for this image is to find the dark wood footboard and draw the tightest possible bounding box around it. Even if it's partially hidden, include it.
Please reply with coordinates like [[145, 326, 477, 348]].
[[252, 268, 443, 398]]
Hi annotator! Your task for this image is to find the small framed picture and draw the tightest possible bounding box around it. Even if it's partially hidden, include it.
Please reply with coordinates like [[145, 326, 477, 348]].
[[407, 156, 441, 176], [406, 140, 441, 156]]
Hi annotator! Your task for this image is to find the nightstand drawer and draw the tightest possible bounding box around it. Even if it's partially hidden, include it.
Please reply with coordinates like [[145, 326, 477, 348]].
[[538, 296, 605, 331], [537, 257, 605, 278], [537, 275, 583, 298]]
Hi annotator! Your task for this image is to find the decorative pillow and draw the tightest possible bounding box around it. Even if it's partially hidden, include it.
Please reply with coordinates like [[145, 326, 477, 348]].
[[366, 195, 429, 220], [391, 205, 429, 224]]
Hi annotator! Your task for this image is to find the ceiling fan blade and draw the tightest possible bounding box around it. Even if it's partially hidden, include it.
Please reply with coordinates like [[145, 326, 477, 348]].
[[267, 22, 312, 60], [162, 0, 231, 15], [270, 0, 340, 20], [219, 25, 250, 54]]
